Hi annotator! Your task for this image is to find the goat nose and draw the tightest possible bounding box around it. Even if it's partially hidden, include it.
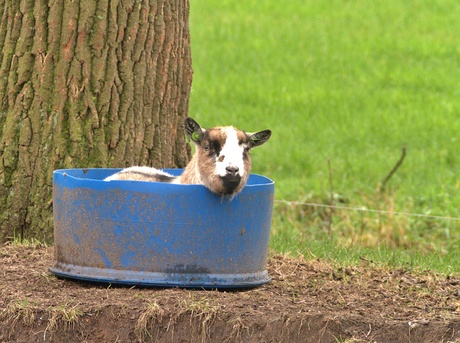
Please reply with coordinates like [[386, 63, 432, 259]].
[[226, 166, 239, 175]]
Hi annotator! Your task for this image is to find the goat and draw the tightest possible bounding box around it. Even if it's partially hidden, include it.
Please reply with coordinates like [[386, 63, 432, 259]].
[[105, 117, 271, 197]]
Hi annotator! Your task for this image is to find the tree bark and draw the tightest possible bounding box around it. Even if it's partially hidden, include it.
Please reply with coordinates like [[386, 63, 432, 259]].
[[0, 0, 192, 242]]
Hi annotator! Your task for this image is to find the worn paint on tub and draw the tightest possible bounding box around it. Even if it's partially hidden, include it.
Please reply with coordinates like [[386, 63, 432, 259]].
[[50, 168, 274, 288]]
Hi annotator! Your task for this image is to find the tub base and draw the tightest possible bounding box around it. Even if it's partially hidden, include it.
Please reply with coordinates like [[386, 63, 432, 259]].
[[50, 263, 270, 289]]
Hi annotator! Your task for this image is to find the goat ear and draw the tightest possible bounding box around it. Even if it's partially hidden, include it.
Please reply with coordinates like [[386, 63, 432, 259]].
[[248, 129, 272, 147], [184, 117, 204, 143]]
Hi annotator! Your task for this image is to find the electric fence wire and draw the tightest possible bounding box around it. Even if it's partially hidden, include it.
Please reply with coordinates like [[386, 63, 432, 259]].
[[274, 199, 460, 222]]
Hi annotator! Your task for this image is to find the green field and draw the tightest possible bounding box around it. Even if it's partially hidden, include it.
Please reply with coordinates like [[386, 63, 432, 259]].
[[189, 0, 460, 273]]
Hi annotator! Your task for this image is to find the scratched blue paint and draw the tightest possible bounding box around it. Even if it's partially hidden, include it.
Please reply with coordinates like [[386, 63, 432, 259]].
[[50, 168, 274, 288], [95, 247, 112, 269]]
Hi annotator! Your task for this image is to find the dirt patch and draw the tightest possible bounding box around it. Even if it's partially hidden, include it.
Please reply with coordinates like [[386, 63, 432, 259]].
[[1, 243, 460, 342]]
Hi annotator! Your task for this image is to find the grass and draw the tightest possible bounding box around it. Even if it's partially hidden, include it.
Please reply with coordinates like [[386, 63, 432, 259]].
[[134, 295, 222, 342], [2, 299, 82, 341], [189, 0, 460, 272], [135, 301, 165, 341]]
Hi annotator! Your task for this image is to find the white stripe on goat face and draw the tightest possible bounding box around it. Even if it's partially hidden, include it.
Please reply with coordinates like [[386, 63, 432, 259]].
[[215, 127, 247, 178]]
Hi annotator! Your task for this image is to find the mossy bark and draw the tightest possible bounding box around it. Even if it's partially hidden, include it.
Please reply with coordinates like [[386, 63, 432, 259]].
[[0, 0, 192, 242]]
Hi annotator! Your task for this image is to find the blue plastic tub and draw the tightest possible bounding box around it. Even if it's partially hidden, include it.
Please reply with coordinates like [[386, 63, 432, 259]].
[[50, 168, 274, 289]]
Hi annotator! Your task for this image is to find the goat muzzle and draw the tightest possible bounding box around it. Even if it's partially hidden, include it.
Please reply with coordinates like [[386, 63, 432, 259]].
[[220, 174, 242, 194]]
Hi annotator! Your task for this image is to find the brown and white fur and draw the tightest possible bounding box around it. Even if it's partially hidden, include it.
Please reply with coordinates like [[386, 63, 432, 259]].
[[105, 117, 271, 197]]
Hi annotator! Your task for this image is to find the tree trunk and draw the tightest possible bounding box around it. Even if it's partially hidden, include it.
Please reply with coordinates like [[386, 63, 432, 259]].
[[0, 0, 192, 242]]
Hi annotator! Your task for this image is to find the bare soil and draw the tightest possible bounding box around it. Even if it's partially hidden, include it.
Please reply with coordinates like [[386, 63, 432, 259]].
[[2, 243, 460, 343]]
